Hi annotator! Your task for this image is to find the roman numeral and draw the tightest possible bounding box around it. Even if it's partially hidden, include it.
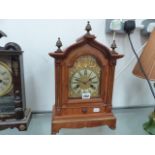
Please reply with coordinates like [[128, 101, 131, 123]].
[[2, 81, 8, 85], [73, 85, 80, 89], [90, 84, 96, 90], [84, 69, 87, 76], [1, 72, 6, 75], [92, 81, 98, 84], [72, 81, 78, 84], [74, 78, 80, 82], [73, 76, 79, 79], [78, 71, 83, 77]]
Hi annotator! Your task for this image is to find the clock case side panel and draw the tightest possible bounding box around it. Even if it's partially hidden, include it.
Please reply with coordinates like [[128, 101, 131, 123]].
[[106, 53, 123, 112], [11, 53, 25, 120], [106, 60, 116, 113], [19, 54, 26, 114], [54, 58, 63, 115]]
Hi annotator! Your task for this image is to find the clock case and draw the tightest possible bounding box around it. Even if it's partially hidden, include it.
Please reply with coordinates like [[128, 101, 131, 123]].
[[0, 42, 31, 131], [49, 24, 123, 134]]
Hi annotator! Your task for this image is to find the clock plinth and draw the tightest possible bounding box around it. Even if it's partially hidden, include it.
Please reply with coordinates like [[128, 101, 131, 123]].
[[0, 108, 32, 131], [52, 106, 116, 134], [49, 22, 123, 134]]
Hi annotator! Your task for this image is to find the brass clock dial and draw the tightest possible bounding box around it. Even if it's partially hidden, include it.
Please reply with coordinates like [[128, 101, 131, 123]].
[[69, 55, 101, 98], [0, 61, 13, 97]]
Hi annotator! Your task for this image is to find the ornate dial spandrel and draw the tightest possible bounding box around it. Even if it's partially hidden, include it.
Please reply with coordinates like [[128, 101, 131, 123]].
[[69, 55, 101, 98]]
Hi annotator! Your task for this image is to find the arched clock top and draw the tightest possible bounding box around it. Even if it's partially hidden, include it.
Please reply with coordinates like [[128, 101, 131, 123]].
[[63, 44, 109, 68], [49, 28, 123, 61], [4, 42, 22, 52]]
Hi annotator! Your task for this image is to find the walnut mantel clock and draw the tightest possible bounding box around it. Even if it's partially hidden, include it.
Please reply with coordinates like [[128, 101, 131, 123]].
[[49, 22, 123, 134], [0, 31, 31, 131]]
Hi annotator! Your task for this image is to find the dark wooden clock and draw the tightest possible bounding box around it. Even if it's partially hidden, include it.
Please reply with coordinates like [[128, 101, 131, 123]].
[[49, 22, 123, 134], [0, 31, 31, 131]]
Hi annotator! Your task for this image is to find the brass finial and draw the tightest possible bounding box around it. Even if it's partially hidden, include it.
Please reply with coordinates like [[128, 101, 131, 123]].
[[111, 31, 117, 51], [111, 40, 117, 51], [56, 37, 62, 51], [85, 21, 92, 34]]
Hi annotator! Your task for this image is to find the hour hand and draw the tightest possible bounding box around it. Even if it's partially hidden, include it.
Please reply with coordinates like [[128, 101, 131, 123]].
[[89, 76, 96, 81], [85, 76, 96, 83]]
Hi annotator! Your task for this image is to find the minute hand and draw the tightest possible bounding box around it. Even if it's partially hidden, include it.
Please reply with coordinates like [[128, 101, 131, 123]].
[[85, 76, 96, 83], [90, 76, 96, 80]]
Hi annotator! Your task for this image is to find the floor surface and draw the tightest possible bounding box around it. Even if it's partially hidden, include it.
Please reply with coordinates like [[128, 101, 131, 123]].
[[0, 107, 153, 135]]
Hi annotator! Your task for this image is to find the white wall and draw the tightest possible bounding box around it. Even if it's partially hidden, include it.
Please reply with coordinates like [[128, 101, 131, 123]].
[[0, 19, 154, 112]]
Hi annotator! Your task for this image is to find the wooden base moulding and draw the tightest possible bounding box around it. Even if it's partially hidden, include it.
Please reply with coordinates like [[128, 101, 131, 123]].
[[51, 108, 116, 134], [0, 108, 32, 131]]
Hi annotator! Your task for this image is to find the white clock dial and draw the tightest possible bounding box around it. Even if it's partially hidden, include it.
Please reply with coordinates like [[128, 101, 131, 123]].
[[0, 61, 13, 96]]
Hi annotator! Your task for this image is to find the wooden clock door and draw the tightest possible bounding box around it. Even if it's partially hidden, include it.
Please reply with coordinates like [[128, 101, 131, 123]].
[[49, 22, 123, 134]]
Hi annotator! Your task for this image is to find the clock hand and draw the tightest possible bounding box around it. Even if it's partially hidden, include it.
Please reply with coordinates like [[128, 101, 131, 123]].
[[88, 71, 92, 78], [89, 76, 96, 81], [85, 76, 96, 84]]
